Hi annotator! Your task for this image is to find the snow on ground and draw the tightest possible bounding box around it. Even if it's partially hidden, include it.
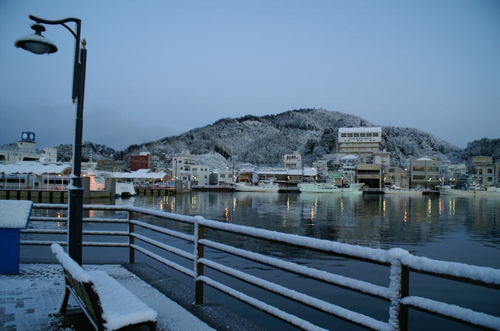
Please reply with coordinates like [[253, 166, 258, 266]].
[[0, 264, 214, 331]]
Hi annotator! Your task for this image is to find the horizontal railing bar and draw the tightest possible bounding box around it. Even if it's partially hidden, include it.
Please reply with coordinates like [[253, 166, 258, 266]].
[[33, 203, 67, 209], [200, 239, 391, 300], [199, 275, 329, 331], [131, 219, 194, 242], [401, 255, 500, 289], [20, 240, 129, 247], [29, 217, 128, 224], [401, 296, 500, 330], [200, 258, 388, 331], [82, 218, 129, 223], [197, 218, 390, 265], [21, 229, 129, 236], [131, 233, 195, 261], [30, 216, 68, 222], [128, 206, 196, 224], [131, 244, 194, 277]]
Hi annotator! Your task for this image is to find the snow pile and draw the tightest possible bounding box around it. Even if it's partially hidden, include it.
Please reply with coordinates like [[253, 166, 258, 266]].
[[401, 296, 500, 330], [401, 254, 500, 285], [88, 270, 158, 330], [50, 243, 91, 282], [0, 200, 33, 228]]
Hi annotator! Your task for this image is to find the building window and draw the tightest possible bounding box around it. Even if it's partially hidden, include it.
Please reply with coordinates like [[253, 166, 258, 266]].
[[373, 133, 379, 137], [413, 175, 426, 180], [341, 133, 347, 137], [348, 133, 353, 137], [413, 166, 425, 171], [366, 133, 372, 137], [354, 133, 359, 137], [360, 133, 366, 137], [487, 169, 493, 173]]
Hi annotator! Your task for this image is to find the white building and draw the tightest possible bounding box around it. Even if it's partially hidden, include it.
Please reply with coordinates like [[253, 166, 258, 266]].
[[171, 151, 210, 186], [337, 127, 382, 154], [283, 151, 302, 169], [0, 132, 57, 163]]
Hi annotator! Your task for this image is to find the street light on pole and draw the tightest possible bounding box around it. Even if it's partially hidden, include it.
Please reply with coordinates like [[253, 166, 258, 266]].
[[15, 15, 87, 265]]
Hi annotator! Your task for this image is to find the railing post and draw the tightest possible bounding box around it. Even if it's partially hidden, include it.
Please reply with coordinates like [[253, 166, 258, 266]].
[[128, 211, 135, 264], [388, 248, 410, 331], [194, 216, 205, 305]]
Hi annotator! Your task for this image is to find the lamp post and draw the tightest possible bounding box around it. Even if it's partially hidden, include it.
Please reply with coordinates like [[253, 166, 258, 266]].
[[15, 15, 87, 265]]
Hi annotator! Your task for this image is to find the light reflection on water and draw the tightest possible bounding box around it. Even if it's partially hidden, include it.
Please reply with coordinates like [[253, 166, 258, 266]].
[[123, 192, 499, 266]]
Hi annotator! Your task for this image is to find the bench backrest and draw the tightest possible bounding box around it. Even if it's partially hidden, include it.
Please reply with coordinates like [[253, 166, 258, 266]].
[[51, 244, 105, 328]]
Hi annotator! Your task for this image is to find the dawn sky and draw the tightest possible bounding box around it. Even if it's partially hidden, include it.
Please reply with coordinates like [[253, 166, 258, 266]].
[[1, 0, 499, 150]]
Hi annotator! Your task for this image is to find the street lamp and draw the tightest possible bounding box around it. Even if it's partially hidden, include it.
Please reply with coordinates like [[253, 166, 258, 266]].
[[15, 15, 87, 265]]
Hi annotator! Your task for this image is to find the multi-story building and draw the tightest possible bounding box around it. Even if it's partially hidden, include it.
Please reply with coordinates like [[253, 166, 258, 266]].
[[410, 158, 441, 189], [356, 163, 383, 188], [470, 156, 495, 187], [337, 127, 382, 154], [439, 163, 467, 186], [171, 151, 210, 186], [129, 152, 151, 171], [283, 151, 302, 169], [384, 167, 409, 188], [0, 132, 57, 163]]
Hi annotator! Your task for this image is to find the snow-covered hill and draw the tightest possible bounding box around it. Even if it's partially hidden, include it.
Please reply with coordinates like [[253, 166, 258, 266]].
[[120, 108, 461, 167]]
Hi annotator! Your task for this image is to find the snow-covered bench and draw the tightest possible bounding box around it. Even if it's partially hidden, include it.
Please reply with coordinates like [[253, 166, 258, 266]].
[[51, 243, 157, 330]]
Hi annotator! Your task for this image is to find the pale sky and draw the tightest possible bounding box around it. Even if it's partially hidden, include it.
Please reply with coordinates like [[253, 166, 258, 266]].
[[1, 0, 499, 150]]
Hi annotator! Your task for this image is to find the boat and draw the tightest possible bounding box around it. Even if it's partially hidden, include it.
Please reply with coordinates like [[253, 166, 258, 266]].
[[115, 181, 136, 197], [233, 181, 280, 192], [298, 182, 364, 193], [438, 185, 500, 197], [383, 187, 422, 195]]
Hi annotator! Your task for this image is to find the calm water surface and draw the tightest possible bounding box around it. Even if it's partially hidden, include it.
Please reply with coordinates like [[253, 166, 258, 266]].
[[114, 192, 499, 330]]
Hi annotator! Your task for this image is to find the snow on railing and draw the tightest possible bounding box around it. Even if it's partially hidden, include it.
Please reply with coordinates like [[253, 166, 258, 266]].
[[24, 203, 500, 331]]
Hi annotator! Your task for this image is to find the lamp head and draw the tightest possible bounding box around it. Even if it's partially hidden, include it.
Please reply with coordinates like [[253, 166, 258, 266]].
[[15, 23, 58, 54]]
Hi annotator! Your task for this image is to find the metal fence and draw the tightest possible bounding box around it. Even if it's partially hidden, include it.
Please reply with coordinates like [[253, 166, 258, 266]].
[[21, 203, 500, 331]]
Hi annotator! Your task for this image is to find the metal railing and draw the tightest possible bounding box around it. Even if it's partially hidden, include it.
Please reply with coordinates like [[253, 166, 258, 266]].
[[21, 203, 500, 331]]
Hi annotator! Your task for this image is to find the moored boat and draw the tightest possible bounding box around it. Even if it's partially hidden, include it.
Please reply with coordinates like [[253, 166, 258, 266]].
[[233, 181, 280, 192], [438, 185, 500, 197], [298, 182, 363, 193]]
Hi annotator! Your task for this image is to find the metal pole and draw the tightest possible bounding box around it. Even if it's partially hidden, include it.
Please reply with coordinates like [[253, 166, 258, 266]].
[[68, 44, 86, 265]]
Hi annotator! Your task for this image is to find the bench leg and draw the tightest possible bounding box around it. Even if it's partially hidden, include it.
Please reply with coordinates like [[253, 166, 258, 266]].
[[58, 287, 71, 315]]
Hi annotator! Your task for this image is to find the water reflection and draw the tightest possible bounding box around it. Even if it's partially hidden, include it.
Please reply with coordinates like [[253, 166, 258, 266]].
[[127, 192, 499, 266]]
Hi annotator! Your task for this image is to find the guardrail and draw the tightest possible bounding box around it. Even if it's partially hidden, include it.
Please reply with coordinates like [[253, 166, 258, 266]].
[[21, 203, 500, 331]]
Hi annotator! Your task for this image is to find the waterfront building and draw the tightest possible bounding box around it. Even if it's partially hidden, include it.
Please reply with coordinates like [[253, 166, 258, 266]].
[[355, 163, 383, 188], [129, 152, 151, 171], [283, 151, 302, 169], [312, 160, 328, 179], [439, 163, 467, 186], [0, 132, 57, 163], [383, 167, 409, 188], [213, 168, 236, 185], [337, 127, 382, 155], [171, 151, 210, 186], [410, 157, 441, 189], [470, 156, 495, 187], [0, 161, 71, 190]]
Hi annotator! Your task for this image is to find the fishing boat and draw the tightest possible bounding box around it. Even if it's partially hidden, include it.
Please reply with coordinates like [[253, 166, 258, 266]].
[[438, 185, 500, 197], [298, 182, 364, 193], [233, 180, 280, 193]]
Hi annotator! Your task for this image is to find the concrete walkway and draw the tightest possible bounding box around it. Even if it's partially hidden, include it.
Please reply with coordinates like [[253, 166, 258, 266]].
[[0, 264, 215, 330]]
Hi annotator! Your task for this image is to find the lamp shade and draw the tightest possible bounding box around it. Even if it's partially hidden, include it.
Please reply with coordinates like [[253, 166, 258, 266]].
[[14, 23, 57, 55]]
